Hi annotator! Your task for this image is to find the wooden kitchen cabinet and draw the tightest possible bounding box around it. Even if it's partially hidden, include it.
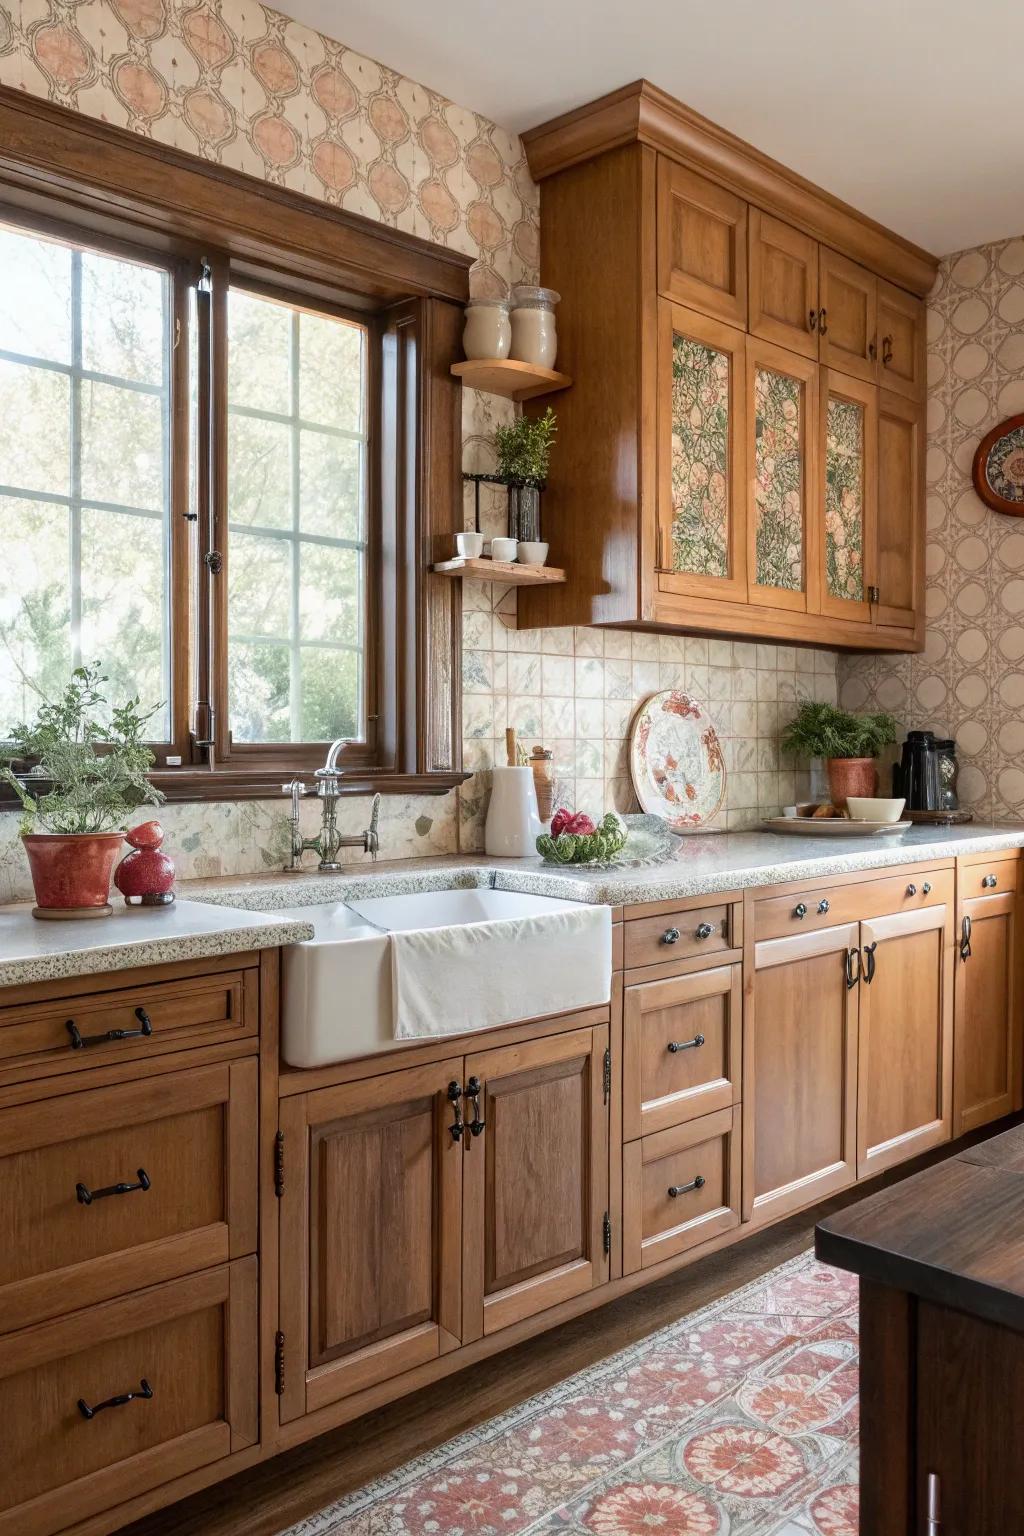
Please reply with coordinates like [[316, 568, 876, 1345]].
[[818, 247, 878, 382], [623, 1104, 740, 1271], [857, 905, 953, 1177], [818, 368, 876, 626], [657, 158, 747, 325], [748, 208, 819, 359], [875, 388, 924, 632], [623, 964, 741, 1139], [954, 864, 1022, 1135], [746, 336, 818, 613], [462, 1024, 610, 1340], [877, 278, 926, 400], [276, 1058, 464, 1421]]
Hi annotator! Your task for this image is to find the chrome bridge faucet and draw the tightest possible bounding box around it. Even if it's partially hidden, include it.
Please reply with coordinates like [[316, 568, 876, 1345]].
[[282, 738, 381, 873]]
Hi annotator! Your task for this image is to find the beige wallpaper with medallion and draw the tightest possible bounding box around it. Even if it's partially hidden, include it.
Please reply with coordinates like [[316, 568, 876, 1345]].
[[839, 236, 1024, 821], [0, 0, 836, 898]]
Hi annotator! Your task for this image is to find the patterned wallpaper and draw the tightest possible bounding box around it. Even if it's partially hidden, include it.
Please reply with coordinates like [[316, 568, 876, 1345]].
[[0, 0, 839, 900], [839, 235, 1024, 821]]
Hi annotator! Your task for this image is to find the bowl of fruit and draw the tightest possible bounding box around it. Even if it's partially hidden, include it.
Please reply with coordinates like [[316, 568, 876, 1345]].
[[536, 809, 629, 865]]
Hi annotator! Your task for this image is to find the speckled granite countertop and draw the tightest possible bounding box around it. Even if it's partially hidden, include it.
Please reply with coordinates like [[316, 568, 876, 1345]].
[[188, 823, 1024, 912], [0, 900, 314, 990]]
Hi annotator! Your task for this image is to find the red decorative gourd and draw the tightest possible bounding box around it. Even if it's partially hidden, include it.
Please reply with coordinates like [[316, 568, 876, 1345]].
[[113, 820, 176, 906]]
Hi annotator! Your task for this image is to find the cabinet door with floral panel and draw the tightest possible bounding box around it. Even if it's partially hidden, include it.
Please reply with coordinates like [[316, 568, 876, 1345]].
[[657, 301, 748, 605], [818, 370, 876, 624], [746, 339, 818, 613]]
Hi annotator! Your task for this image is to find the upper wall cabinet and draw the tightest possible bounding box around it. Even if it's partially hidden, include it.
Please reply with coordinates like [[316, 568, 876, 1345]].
[[519, 82, 935, 650]]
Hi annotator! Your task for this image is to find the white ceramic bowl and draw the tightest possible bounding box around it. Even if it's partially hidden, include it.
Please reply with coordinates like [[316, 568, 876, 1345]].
[[517, 540, 549, 566], [846, 796, 906, 823]]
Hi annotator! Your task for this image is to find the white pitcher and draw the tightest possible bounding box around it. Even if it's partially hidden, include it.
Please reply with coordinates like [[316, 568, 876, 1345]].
[[485, 766, 543, 857]]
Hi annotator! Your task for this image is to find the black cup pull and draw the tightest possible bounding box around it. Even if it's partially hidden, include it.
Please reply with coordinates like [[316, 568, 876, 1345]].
[[863, 941, 878, 985], [446, 1080, 464, 1142], [667, 1033, 705, 1053], [76, 1168, 151, 1206], [960, 914, 972, 963], [67, 1007, 153, 1051], [78, 1378, 153, 1421], [661, 927, 681, 946], [668, 1175, 705, 1198], [464, 1076, 485, 1138]]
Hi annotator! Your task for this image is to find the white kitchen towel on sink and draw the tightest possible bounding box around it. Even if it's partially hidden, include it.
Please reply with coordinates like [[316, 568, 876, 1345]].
[[390, 904, 612, 1039]]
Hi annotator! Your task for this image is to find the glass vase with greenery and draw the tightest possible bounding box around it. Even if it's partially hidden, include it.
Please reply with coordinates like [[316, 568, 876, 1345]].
[[492, 408, 557, 542], [781, 701, 899, 809]]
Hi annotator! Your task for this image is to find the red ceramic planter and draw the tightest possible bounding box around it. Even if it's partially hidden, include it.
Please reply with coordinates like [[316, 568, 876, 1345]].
[[22, 832, 124, 919], [826, 756, 878, 811]]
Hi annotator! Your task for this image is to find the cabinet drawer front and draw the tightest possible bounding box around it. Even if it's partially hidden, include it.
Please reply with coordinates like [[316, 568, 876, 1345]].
[[0, 967, 257, 1082], [623, 965, 741, 1139], [0, 1258, 256, 1536], [960, 856, 1019, 901], [0, 1061, 257, 1331], [625, 905, 731, 970], [623, 1106, 740, 1273], [754, 868, 952, 940]]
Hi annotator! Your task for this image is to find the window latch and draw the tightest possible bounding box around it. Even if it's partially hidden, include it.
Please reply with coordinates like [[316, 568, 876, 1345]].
[[204, 550, 223, 574]]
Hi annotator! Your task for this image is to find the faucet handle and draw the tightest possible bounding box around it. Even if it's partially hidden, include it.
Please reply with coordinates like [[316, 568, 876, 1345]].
[[367, 792, 381, 858], [281, 780, 307, 796]]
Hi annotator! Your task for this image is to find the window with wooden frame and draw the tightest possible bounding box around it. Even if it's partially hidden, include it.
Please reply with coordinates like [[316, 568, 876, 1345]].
[[0, 86, 469, 801]]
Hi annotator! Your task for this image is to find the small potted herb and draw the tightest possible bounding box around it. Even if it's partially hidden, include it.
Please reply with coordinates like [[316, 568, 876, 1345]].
[[781, 701, 899, 809], [492, 407, 557, 542], [1, 664, 163, 919]]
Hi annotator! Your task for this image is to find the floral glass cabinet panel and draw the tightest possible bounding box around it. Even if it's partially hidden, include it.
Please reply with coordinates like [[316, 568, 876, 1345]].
[[746, 339, 818, 614], [657, 301, 748, 604], [819, 369, 876, 624]]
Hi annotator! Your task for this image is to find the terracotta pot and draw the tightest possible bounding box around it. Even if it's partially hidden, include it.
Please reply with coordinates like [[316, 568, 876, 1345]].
[[22, 832, 124, 919], [826, 757, 878, 811]]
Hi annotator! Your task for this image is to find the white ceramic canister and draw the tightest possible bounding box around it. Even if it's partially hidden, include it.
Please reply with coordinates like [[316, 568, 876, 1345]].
[[484, 766, 542, 856], [462, 298, 512, 361], [509, 285, 560, 369]]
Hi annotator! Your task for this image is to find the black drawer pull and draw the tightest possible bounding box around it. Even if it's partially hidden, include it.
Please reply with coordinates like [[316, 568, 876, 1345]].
[[923, 882, 932, 894], [794, 903, 807, 920], [78, 1378, 153, 1420], [66, 1007, 153, 1051], [982, 874, 998, 889], [661, 927, 681, 945], [668, 1175, 705, 1198], [817, 899, 830, 915], [76, 1168, 151, 1206], [906, 884, 917, 896], [695, 922, 714, 941], [667, 1033, 705, 1053]]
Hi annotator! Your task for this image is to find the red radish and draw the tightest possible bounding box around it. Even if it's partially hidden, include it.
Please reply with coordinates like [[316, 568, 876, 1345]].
[[550, 807, 574, 837], [566, 812, 595, 835]]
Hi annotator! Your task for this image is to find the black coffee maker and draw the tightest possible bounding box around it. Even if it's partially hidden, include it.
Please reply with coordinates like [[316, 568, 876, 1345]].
[[892, 731, 942, 811]]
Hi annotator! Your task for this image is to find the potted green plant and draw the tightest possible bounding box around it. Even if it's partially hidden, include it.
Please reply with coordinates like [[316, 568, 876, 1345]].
[[781, 701, 899, 809], [492, 406, 557, 542], [1, 663, 163, 919]]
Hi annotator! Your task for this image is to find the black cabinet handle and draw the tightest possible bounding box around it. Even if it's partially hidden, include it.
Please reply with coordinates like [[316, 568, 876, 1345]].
[[76, 1168, 151, 1206], [464, 1076, 485, 1138], [78, 1378, 153, 1420], [794, 903, 807, 920], [808, 308, 818, 332], [960, 914, 972, 962], [817, 899, 830, 915], [668, 1175, 705, 1198], [863, 941, 877, 984], [667, 1033, 705, 1053], [67, 1007, 153, 1051], [818, 306, 828, 336], [923, 882, 932, 895], [695, 922, 714, 941], [982, 874, 998, 889], [661, 927, 681, 945], [446, 1081, 464, 1143], [882, 334, 894, 366], [906, 884, 917, 896], [845, 948, 861, 990]]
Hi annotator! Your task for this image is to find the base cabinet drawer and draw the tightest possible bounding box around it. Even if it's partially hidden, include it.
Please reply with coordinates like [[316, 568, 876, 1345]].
[[0, 1060, 257, 1332], [754, 868, 952, 941], [624, 905, 732, 970], [0, 1258, 256, 1536], [623, 965, 741, 1138], [623, 1106, 741, 1273]]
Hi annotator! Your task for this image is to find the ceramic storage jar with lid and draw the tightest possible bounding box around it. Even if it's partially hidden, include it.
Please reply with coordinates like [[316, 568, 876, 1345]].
[[463, 298, 512, 360], [510, 285, 560, 368]]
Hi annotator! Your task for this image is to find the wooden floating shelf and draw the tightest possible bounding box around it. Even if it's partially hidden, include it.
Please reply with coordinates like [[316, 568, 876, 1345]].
[[450, 358, 572, 401], [431, 556, 566, 587]]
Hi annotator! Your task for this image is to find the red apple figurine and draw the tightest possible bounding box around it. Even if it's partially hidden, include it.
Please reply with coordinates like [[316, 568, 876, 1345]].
[[113, 821, 176, 907]]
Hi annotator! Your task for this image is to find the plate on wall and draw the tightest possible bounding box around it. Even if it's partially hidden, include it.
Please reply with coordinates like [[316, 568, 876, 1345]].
[[628, 691, 726, 832], [761, 817, 912, 837]]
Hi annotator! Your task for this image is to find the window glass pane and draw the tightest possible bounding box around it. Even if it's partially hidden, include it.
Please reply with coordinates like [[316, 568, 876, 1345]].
[[826, 397, 866, 603], [0, 496, 71, 729], [753, 366, 803, 592], [669, 333, 730, 578], [0, 226, 72, 364], [81, 250, 166, 385], [227, 285, 368, 746], [80, 507, 168, 737], [0, 359, 70, 496], [80, 380, 165, 509]]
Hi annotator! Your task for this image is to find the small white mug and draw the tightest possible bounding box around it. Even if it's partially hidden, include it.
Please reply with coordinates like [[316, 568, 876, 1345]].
[[517, 540, 549, 566], [490, 537, 518, 562], [456, 531, 484, 558]]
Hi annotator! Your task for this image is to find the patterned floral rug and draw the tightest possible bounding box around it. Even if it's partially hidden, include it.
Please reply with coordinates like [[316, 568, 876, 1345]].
[[281, 1251, 859, 1536]]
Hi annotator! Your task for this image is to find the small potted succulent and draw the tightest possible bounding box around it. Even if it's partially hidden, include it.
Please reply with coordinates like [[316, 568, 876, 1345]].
[[1, 664, 163, 919], [781, 701, 899, 810], [493, 406, 557, 543]]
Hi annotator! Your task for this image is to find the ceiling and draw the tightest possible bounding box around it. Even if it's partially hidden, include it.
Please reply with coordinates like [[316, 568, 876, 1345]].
[[273, 0, 1024, 256]]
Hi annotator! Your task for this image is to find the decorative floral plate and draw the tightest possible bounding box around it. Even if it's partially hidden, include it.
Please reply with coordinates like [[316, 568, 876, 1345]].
[[628, 691, 727, 831], [973, 412, 1024, 516]]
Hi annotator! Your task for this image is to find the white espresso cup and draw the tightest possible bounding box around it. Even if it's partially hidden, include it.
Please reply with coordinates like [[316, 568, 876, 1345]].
[[517, 540, 549, 565], [490, 537, 518, 562], [456, 531, 484, 558]]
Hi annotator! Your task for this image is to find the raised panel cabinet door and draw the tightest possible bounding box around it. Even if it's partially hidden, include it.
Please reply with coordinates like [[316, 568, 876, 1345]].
[[276, 1059, 463, 1423], [657, 301, 748, 603], [748, 209, 819, 360], [874, 389, 924, 632], [462, 1024, 610, 1342], [622, 1105, 741, 1272], [858, 905, 954, 1178], [0, 1258, 256, 1536], [876, 279, 926, 400], [817, 369, 876, 624], [819, 248, 878, 382], [623, 964, 741, 1139], [746, 923, 859, 1226], [657, 158, 747, 325], [746, 337, 819, 613], [954, 890, 1021, 1134]]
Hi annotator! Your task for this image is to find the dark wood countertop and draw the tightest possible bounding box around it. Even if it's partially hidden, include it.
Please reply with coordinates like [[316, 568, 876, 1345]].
[[816, 1124, 1024, 1333]]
